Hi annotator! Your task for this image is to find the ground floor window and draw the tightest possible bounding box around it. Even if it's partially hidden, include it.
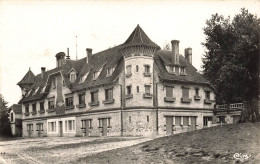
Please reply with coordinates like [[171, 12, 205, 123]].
[[183, 116, 189, 126], [98, 118, 111, 128], [36, 123, 43, 131], [81, 119, 93, 129], [48, 121, 56, 132], [218, 116, 226, 123], [65, 120, 75, 132], [27, 124, 33, 131], [203, 117, 212, 127]]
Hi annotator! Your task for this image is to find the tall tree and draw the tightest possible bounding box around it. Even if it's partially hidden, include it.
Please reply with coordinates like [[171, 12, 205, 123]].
[[202, 8, 260, 122], [0, 94, 12, 136]]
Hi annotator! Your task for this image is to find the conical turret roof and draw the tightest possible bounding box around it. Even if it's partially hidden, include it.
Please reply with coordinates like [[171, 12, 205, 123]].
[[122, 24, 159, 48], [17, 68, 35, 86]]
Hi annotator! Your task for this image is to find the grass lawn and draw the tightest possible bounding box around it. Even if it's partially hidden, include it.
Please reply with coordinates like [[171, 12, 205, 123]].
[[76, 122, 260, 164]]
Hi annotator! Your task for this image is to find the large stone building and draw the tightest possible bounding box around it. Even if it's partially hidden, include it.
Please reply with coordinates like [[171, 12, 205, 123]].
[[18, 25, 217, 137]]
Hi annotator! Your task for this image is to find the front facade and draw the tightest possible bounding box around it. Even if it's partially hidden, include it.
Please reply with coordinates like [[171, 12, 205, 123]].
[[18, 25, 216, 137]]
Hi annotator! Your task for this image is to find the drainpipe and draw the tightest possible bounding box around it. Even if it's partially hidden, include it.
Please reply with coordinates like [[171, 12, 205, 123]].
[[156, 83, 159, 135], [120, 84, 124, 136]]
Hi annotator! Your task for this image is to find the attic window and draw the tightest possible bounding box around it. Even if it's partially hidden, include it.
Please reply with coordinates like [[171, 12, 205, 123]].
[[166, 66, 175, 74], [93, 71, 99, 80], [180, 67, 187, 76], [70, 72, 76, 83], [107, 67, 114, 77]]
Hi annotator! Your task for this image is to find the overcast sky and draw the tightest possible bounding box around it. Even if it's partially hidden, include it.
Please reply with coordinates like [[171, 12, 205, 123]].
[[0, 0, 259, 106]]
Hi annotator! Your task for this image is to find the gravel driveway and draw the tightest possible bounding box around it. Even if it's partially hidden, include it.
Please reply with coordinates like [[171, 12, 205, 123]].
[[0, 136, 153, 164]]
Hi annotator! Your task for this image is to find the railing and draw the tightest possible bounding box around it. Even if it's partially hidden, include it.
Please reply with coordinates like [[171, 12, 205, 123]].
[[216, 103, 244, 110]]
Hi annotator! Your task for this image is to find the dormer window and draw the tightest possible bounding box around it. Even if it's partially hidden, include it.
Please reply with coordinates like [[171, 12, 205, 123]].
[[166, 66, 175, 74], [107, 67, 114, 77], [79, 72, 89, 84], [180, 67, 187, 76], [70, 72, 76, 83], [52, 78, 56, 89], [93, 71, 99, 80]]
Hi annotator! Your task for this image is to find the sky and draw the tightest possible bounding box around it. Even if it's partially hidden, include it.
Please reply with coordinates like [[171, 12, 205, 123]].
[[0, 0, 259, 106]]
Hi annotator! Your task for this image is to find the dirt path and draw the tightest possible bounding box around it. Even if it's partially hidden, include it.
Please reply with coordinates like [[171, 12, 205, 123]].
[[0, 137, 153, 164]]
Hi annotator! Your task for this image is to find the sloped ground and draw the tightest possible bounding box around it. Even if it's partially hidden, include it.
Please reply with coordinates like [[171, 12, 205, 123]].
[[0, 136, 152, 164], [76, 123, 260, 164]]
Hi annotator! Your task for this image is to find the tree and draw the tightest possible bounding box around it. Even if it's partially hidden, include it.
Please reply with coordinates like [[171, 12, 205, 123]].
[[202, 8, 260, 122], [0, 94, 12, 136]]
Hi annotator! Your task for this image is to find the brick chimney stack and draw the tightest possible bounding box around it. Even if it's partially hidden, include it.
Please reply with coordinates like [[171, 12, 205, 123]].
[[86, 48, 92, 64], [41, 67, 46, 78], [185, 48, 192, 64], [171, 40, 180, 64]]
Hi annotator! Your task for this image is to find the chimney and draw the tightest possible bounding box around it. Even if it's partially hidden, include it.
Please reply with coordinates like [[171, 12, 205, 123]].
[[66, 48, 70, 59], [55, 52, 66, 67], [185, 48, 192, 64], [41, 67, 46, 78], [86, 48, 92, 64], [171, 40, 180, 64]]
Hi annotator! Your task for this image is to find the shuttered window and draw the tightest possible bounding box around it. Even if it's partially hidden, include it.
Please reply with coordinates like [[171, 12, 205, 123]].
[[105, 89, 113, 101], [182, 88, 189, 99], [183, 116, 189, 126], [166, 86, 173, 97], [145, 85, 151, 94], [175, 116, 181, 126], [91, 92, 98, 102]]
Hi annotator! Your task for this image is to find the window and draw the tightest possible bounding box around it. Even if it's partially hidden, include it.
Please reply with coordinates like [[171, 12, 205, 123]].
[[137, 86, 139, 93], [27, 124, 33, 131], [183, 116, 189, 126], [195, 88, 199, 96], [10, 113, 14, 122], [126, 86, 132, 95], [79, 94, 85, 105], [129, 116, 131, 123], [166, 66, 174, 74], [126, 65, 131, 75], [144, 65, 150, 73], [48, 100, 55, 109], [205, 91, 210, 100], [175, 116, 181, 126], [166, 86, 173, 97], [136, 65, 139, 72], [40, 102, 44, 111], [81, 119, 92, 129], [98, 118, 111, 128], [180, 67, 186, 75], [93, 71, 99, 80], [145, 85, 151, 94], [105, 89, 113, 101], [32, 103, 36, 112], [36, 123, 43, 131], [65, 97, 74, 107], [147, 116, 149, 123], [64, 120, 75, 132], [70, 72, 76, 83], [52, 78, 56, 89], [99, 119, 102, 128], [48, 122, 56, 132], [91, 91, 98, 103], [218, 116, 226, 123], [203, 117, 209, 126], [182, 88, 189, 99], [25, 105, 29, 113], [107, 67, 114, 76]]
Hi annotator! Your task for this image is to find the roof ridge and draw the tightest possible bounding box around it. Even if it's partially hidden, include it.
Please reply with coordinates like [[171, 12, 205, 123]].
[[138, 25, 144, 44]]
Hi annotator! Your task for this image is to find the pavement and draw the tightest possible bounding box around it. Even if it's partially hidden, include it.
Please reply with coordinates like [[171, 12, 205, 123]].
[[0, 136, 153, 164]]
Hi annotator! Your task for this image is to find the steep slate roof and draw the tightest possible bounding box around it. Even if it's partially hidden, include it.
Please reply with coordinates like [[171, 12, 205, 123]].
[[121, 24, 159, 48], [9, 104, 22, 114], [17, 69, 35, 86], [154, 50, 210, 84], [18, 25, 212, 104]]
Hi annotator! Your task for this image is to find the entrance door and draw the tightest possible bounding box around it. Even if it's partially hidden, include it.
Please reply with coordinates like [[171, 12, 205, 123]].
[[166, 116, 173, 135], [85, 120, 90, 137], [102, 119, 107, 136], [190, 117, 196, 131], [59, 121, 63, 137], [37, 124, 43, 137]]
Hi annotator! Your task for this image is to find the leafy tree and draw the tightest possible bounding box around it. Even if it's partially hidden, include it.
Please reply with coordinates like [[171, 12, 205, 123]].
[[202, 8, 260, 122], [0, 94, 12, 136]]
